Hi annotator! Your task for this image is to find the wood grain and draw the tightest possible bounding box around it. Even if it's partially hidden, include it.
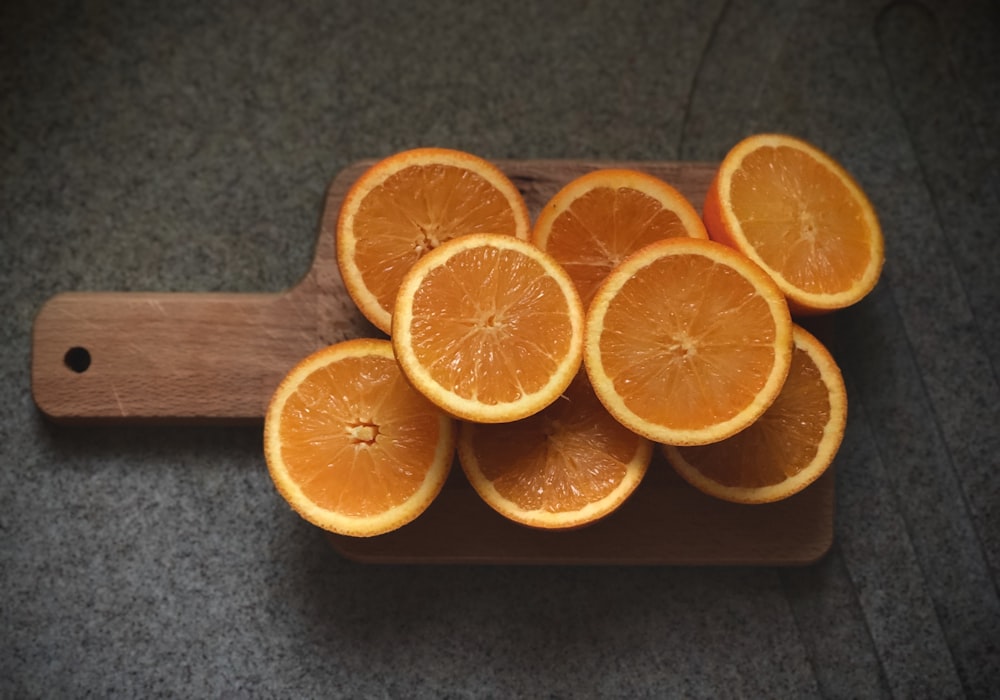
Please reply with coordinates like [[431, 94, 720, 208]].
[[328, 463, 834, 566], [30, 159, 834, 565]]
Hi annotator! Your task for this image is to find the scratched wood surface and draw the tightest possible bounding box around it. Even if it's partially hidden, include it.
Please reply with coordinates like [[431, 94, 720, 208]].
[[30, 158, 836, 566]]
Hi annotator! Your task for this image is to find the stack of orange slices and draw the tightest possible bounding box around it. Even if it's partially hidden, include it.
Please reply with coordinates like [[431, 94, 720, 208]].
[[263, 135, 883, 536]]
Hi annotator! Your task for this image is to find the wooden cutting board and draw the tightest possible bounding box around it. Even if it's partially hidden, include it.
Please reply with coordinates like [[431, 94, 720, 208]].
[[30, 159, 834, 565]]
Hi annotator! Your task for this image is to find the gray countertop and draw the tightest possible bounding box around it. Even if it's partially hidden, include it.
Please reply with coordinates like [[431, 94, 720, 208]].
[[3, 0, 998, 696]]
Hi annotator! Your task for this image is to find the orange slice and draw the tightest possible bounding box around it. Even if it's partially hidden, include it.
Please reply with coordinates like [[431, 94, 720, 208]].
[[392, 233, 584, 423], [584, 237, 793, 446], [337, 148, 531, 333], [663, 325, 847, 503], [264, 338, 455, 537], [703, 133, 884, 314], [458, 372, 652, 529], [532, 168, 708, 307]]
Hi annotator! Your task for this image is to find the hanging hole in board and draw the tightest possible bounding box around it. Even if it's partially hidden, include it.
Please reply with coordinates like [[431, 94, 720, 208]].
[[64, 347, 91, 373]]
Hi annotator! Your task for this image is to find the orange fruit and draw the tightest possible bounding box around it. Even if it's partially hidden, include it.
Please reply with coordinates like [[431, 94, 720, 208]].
[[663, 325, 847, 503], [584, 237, 793, 446], [264, 338, 455, 537], [532, 168, 708, 307], [458, 372, 652, 529], [703, 133, 884, 315], [392, 233, 584, 424], [336, 148, 531, 333]]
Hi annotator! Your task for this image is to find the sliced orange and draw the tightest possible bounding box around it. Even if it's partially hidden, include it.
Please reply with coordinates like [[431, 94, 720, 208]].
[[532, 168, 708, 307], [458, 372, 652, 529], [663, 325, 847, 503], [584, 237, 793, 446], [703, 133, 884, 314], [392, 233, 584, 424], [264, 338, 455, 537], [337, 148, 531, 333]]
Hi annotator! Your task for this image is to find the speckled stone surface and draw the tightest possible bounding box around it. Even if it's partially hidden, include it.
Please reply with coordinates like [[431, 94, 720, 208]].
[[3, 0, 998, 696]]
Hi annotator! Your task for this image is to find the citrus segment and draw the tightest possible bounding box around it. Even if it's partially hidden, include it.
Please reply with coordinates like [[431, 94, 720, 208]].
[[663, 325, 847, 503], [337, 148, 530, 332], [703, 134, 884, 314], [393, 233, 584, 423], [584, 237, 793, 446], [264, 338, 455, 537], [533, 168, 708, 307], [458, 372, 652, 529]]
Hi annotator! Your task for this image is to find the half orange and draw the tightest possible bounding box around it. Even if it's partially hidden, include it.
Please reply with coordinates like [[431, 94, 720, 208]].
[[532, 168, 708, 307], [663, 325, 847, 503], [337, 148, 531, 333], [584, 237, 793, 446], [703, 133, 884, 314], [458, 372, 652, 529], [392, 233, 584, 424], [264, 338, 455, 537]]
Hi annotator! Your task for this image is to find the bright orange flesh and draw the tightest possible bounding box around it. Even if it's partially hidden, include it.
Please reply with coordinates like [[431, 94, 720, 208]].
[[337, 148, 530, 332], [532, 169, 708, 307], [264, 339, 455, 536], [276, 355, 437, 515], [703, 134, 883, 314], [664, 325, 846, 503], [458, 373, 652, 529], [585, 237, 792, 446], [393, 234, 584, 423]]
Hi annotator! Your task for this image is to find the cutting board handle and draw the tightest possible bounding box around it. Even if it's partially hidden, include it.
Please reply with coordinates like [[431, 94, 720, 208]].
[[30, 290, 327, 423], [29, 160, 717, 425]]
